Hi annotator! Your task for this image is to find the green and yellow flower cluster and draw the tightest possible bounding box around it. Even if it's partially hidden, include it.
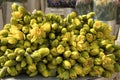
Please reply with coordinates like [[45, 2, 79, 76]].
[[0, 3, 120, 80]]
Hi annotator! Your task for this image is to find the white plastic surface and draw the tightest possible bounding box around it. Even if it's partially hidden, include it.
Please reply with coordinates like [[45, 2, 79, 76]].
[[2, 73, 120, 80], [115, 72, 120, 80], [45, 7, 74, 17], [104, 20, 116, 36], [1, 75, 102, 80], [114, 24, 120, 40], [115, 25, 120, 45]]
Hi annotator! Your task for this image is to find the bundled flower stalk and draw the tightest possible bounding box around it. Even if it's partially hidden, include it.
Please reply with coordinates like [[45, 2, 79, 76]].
[[117, 0, 120, 24], [94, 0, 117, 21], [76, 0, 93, 15]]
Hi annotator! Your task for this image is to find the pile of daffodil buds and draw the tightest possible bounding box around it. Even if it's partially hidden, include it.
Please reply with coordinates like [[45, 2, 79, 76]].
[[0, 3, 120, 80]]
